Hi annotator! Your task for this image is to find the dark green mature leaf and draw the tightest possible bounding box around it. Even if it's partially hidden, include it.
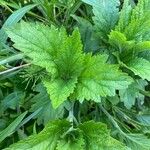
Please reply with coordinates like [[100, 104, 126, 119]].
[[119, 79, 147, 109], [0, 4, 37, 43], [124, 134, 150, 150], [0, 91, 25, 114], [0, 112, 27, 143], [82, 0, 120, 42]]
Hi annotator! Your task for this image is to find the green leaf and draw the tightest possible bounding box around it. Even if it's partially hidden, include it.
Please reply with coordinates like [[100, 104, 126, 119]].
[[6, 22, 84, 108], [82, 0, 120, 42], [43, 78, 77, 108], [0, 111, 27, 143], [56, 129, 85, 150], [0, 4, 37, 43], [0, 91, 25, 114], [119, 79, 147, 109], [123, 0, 150, 41], [126, 57, 150, 81], [124, 134, 150, 150], [4, 120, 71, 150], [79, 121, 128, 150], [116, 0, 132, 32], [29, 83, 64, 125], [5, 120, 128, 150], [74, 54, 133, 102], [109, 31, 134, 53]]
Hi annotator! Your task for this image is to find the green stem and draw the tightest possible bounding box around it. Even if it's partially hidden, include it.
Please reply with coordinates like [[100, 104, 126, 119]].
[[99, 104, 125, 135]]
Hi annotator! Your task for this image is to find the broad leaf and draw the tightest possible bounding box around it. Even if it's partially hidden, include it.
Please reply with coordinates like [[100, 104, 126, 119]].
[[82, 0, 120, 42], [74, 54, 133, 102], [124, 134, 150, 150], [43, 78, 77, 108], [119, 79, 147, 109], [5, 120, 128, 150], [126, 57, 150, 81], [29, 84, 64, 125]]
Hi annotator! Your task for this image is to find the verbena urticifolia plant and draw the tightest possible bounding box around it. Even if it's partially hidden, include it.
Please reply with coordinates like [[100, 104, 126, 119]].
[[1, 0, 150, 149]]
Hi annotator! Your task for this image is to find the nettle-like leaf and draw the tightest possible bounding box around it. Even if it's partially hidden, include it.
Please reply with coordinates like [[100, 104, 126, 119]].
[[116, 0, 132, 32], [117, 0, 150, 41], [6, 22, 132, 108], [4, 120, 129, 150], [109, 30, 150, 81], [82, 0, 120, 42], [29, 83, 64, 125], [74, 54, 132, 103]]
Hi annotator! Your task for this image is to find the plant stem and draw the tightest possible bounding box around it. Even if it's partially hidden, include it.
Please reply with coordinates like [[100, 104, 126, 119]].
[[99, 104, 125, 135], [0, 63, 31, 75]]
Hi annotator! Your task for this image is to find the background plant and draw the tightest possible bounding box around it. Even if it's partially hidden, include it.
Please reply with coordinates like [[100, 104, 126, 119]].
[[0, 0, 150, 149]]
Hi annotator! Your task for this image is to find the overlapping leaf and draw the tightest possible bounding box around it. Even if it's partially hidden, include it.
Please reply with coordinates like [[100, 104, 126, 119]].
[[6, 22, 132, 108], [4, 120, 129, 150]]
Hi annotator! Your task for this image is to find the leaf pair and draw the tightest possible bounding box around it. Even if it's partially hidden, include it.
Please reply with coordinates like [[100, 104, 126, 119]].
[[6, 22, 132, 108], [4, 120, 129, 150]]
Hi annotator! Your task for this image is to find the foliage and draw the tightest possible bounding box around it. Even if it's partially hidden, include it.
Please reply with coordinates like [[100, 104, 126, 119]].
[[0, 0, 150, 149]]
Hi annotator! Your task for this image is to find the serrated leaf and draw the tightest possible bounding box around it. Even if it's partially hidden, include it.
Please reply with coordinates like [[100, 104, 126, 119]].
[[126, 57, 150, 81], [116, 0, 132, 32], [29, 83, 64, 125], [4, 120, 71, 150], [123, 0, 150, 41], [74, 54, 133, 102], [43, 78, 77, 108], [56, 129, 85, 150], [79, 121, 128, 150], [82, 0, 120, 42]]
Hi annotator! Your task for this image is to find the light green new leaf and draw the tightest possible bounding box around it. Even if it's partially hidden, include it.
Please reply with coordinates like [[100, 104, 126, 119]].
[[43, 78, 77, 108], [79, 121, 129, 150], [0, 111, 27, 143], [109, 31, 134, 53], [56, 129, 85, 150], [126, 57, 150, 81], [123, 0, 150, 41], [82, 0, 120, 41], [116, 0, 132, 32], [74, 54, 133, 102]]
